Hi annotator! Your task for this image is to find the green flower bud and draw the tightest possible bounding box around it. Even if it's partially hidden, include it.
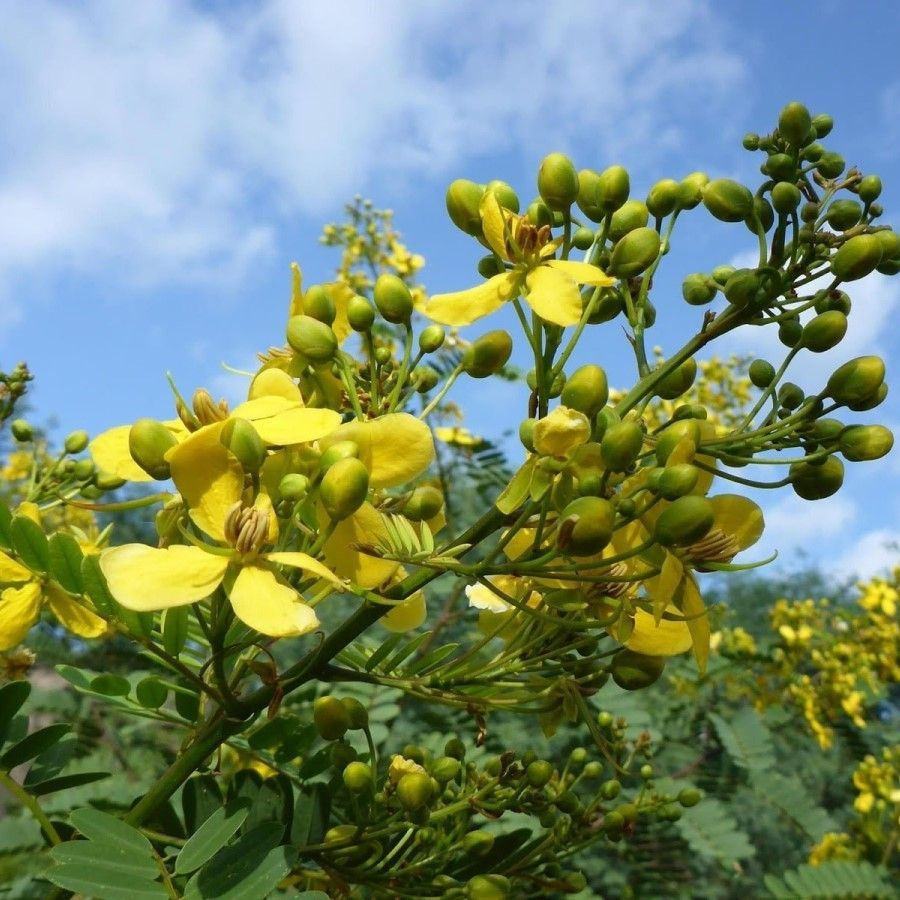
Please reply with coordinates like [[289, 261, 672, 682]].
[[838, 424, 894, 462], [875, 229, 900, 262], [817, 152, 845, 179], [678, 787, 703, 808], [677, 171, 709, 210], [63, 430, 90, 454], [314, 696, 351, 741], [461, 330, 512, 378], [583, 761, 603, 779], [811, 113, 833, 137], [858, 175, 882, 204], [801, 201, 820, 222], [646, 179, 680, 218], [341, 696, 369, 729], [711, 264, 735, 285], [95, 473, 125, 491], [681, 273, 717, 306], [129, 419, 178, 480], [396, 772, 434, 811], [576, 168, 606, 222], [538, 152, 579, 211], [445, 737, 466, 760], [724, 269, 761, 307], [802, 311, 847, 353], [764, 153, 795, 182], [320, 457, 369, 520], [654, 496, 714, 546], [73, 458, 96, 480], [771, 182, 802, 214], [374, 273, 414, 324], [600, 421, 644, 471], [10, 419, 32, 442], [278, 473, 310, 502], [446, 179, 484, 236], [609, 227, 661, 279], [80, 485, 103, 500], [403, 485, 443, 521], [595, 165, 631, 214], [848, 382, 888, 412], [330, 740, 358, 771], [526, 198, 553, 228], [519, 417, 536, 452], [608, 200, 648, 241], [814, 418, 845, 443], [526, 759, 554, 788], [587, 288, 625, 323], [374, 347, 392, 367], [656, 358, 697, 400], [303, 284, 336, 325], [779, 102, 812, 145], [826, 356, 885, 405], [561, 365, 609, 419], [742, 132, 760, 150], [778, 382, 804, 409], [466, 874, 510, 900], [286, 315, 337, 362], [611, 649, 665, 690], [557, 496, 616, 556], [432, 756, 461, 783], [658, 464, 699, 500], [412, 366, 439, 393], [485, 179, 519, 213], [323, 824, 356, 845], [779, 318, 803, 348], [347, 295, 375, 332], [790, 456, 844, 500], [320, 440, 360, 471], [477, 254, 504, 278], [826, 199, 863, 231], [748, 196, 775, 233], [802, 142, 824, 163], [343, 761, 373, 793], [460, 830, 495, 854], [219, 417, 267, 472], [749, 359, 776, 388], [702, 179, 753, 222], [655, 419, 701, 465], [572, 225, 595, 250], [419, 324, 446, 353]]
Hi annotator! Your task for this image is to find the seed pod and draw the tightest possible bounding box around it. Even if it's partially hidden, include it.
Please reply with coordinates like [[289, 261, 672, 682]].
[[484, 179, 519, 213], [611, 649, 665, 690], [702, 179, 753, 222], [347, 295, 375, 332], [826, 356, 885, 405], [286, 315, 337, 362], [646, 179, 680, 218], [64, 430, 90, 454], [677, 171, 709, 210], [303, 284, 336, 325], [817, 152, 845, 178], [396, 772, 434, 811], [129, 419, 178, 480], [343, 761, 374, 793], [656, 358, 697, 400], [858, 175, 882, 204], [749, 359, 776, 388], [446, 179, 484, 236], [609, 227, 661, 279], [403, 485, 443, 521], [561, 365, 609, 418], [461, 330, 512, 378], [778, 101, 812, 145], [681, 273, 717, 306], [771, 182, 802, 214], [790, 456, 844, 500], [802, 311, 848, 353], [658, 464, 699, 500], [826, 199, 863, 231], [538, 152, 579, 211], [600, 421, 644, 471], [556, 496, 616, 556], [608, 200, 648, 240], [838, 424, 894, 462], [314, 696, 351, 741], [10, 419, 32, 442], [654, 496, 714, 546], [220, 418, 267, 472], [374, 273, 414, 324]]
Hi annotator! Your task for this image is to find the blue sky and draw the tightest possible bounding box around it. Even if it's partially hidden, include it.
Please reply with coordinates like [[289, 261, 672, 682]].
[[1, 0, 898, 579]]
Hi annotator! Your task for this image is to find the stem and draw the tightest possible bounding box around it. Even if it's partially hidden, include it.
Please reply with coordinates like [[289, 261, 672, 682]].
[[0, 769, 62, 845], [417, 365, 463, 419]]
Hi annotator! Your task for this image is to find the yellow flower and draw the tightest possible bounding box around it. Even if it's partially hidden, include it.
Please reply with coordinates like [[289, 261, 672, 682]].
[[625, 606, 693, 656], [532, 406, 591, 458], [434, 426, 483, 448], [425, 193, 615, 328]]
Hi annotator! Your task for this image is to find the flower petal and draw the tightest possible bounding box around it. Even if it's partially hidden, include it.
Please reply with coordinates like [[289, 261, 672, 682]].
[[480, 191, 508, 259], [45, 582, 107, 639], [265, 551, 345, 588], [0, 550, 34, 583], [678, 575, 709, 673], [90, 425, 155, 483], [0, 583, 42, 650], [533, 406, 591, 457], [166, 424, 243, 541], [545, 259, 616, 287], [289, 262, 304, 317], [710, 494, 764, 552], [525, 265, 584, 327], [381, 592, 426, 632], [326, 281, 354, 346], [229, 564, 320, 637], [425, 273, 517, 327], [232, 398, 340, 446], [324, 503, 400, 589], [625, 606, 692, 656], [100, 544, 228, 611], [249, 368, 303, 403]]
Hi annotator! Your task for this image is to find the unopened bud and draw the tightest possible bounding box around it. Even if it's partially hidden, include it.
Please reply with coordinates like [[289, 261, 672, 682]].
[[826, 356, 885, 406], [10, 419, 32, 442], [538, 152, 579, 211], [64, 430, 90, 454], [303, 284, 336, 325], [702, 179, 753, 222], [403, 485, 443, 521], [611, 649, 665, 690], [446, 179, 484, 236], [561, 365, 609, 419], [838, 424, 894, 462], [831, 235, 883, 282], [320, 457, 369, 521], [286, 315, 337, 362], [129, 419, 178, 480], [556, 496, 615, 557], [220, 417, 267, 471], [313, 696, 351, 741], [654, 496, 714, 546], [461, 331, 512, 378], [347, 295, 375, 332], [374, 274, 414, 324], [790, 456, 844, 500], [609, 227, 661, 279]]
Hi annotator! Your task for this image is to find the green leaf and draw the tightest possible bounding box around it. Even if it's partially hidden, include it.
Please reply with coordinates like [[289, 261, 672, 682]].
[[764, 861, 895, 898], [183, 822, 293, 900], [44, 866, 168, 900], [24, 734, 77, 785], [0, 680, 31, 748], [49, 841, 159, 879], [135, 677, 168, 709], [495, 458, 535, 514], [175, 805, 250, 875], [161, 605, 189, 657], [295, 894, 330, 900], [709, 708, 775, 772], [47, 532, 84, 594], [0, 499, 13, 549], [364, 633, 404, 672], [675, 797, 755, 866], [55, 663, 92, 690], [403, 642, 460, 676], [751, 771, 837, 840], [291, 783, 330, 847], [244, 774, 292, 836], [9, 515, 50, 573], [90, 674, 132, 697], [29, 770, 111, 797], [0, 816, 42, 852], [183, 774, 224, 833], [1, 723, 69, 769], [379, 631, 432, 674], [69, 807, 154, 855]]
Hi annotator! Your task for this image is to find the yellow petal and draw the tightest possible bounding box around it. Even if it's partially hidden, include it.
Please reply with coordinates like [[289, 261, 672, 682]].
[[645, 552, 685, 624], [480, 191, 508, 259], [265, 551, 345, 588], [229, 564, 320, 637], [533, 406, 591, 457], [324, 503, 400, 589], [625, 606, 692, 656], [525, 265, 584, 327], [0, 550, 34, 583], [45, 582, 107, 639], [326, 281, 354, 346], [249, 368, 303, 403], [166, 424, 243, 541], [424, 273, 517, 327], [90, 425, 155, 483], [321, 413, 434, 488], [381, 592, 426, 632], [545, 259, 616, 287], [0, 583, 42, 651], [100, 544, 228, 611], [678, 576, 709, 672], [232, 397, 340, 446], [16, 502, 42, 526], [289, 262, 304, 317], [710, 494, 764, 552]]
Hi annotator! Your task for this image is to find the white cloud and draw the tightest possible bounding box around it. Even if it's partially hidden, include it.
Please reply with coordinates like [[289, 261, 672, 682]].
[[762, 493, 858, 548], [830, 528, 900, 581], [0, 0, 744, 321]]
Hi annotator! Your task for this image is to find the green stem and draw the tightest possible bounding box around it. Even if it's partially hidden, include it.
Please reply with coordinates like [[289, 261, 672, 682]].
[[0, 769, 62, 845]]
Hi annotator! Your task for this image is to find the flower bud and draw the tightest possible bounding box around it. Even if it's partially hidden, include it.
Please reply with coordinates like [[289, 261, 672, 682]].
[[811, 113, 833, 137], [771, 182, 801, 214], [519, 417, 536, 452], [461, 331, 512, 378], [526, 198, 553, 228], [467, 874, 511, 900], [347, 295, 375, 332], [742, 132, 760, 150], [286, 315, 337, 362], [303, 284, 336, 325], [702, 179, 753, 222], [764, 153, 795, 182], [446, 179, 484, 236], [838, 424, 894, 462], [576, 169, 604, 222], [723, 269, 761, 308], [609, 227, 661, 279], [330, 741, 357, 771], [646, 179, 680, 218], [403, 485, 443, 521], [748, 197, 774, 233], [374, 273, 414, 324], [10, 419, 32, 442], [677, 171, 709, 210], [412, 366, 439, 393], [596, 165, 631, 213], [749, 359, 776, 388], [538, 152, 579, 211], [779, 318, 803, 348], [396, 772, 434, 811], [801, 311, 847, 353], [678, 787, 703, 807], [460, 830, 494, 854], [485, 179, 519, 213], [655, 419, 701, 465], [600, 421, 643, 471], [858, 175, 882, 204], [556, 496, 616, 556], [875, 229, 900, 263], [611, 649, 665, 690], [419, 324, 445, 353], [59, 430, 89, 456], [831, 234, 883, 282], [220, 418, 266, 471], [95, 473, 125, 491], [561, 365, 609, 419], [320, 440, 360, 470], [320, 457, 369, 520], [681, 273, 717, 306], [654, 496, 714, 546], [826, 199, 863, 231], [817, 152, 845, 178], [432, 756, 461, 783], [278, 473, 310, 502], [778, 382, 804, 409], [341, 696, 369, 729], [572, 225, 595, 250], [656, 358, 697, 400], [790, 456, 844, 500], [73, 458, 95, 480], [658, 464, 699, 500], [129, 419, 178, 480], [826, 356, 885, 405], [313, 696, 351, 741], [608, 200, 648, 241], [343, 761, 373, 793]]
